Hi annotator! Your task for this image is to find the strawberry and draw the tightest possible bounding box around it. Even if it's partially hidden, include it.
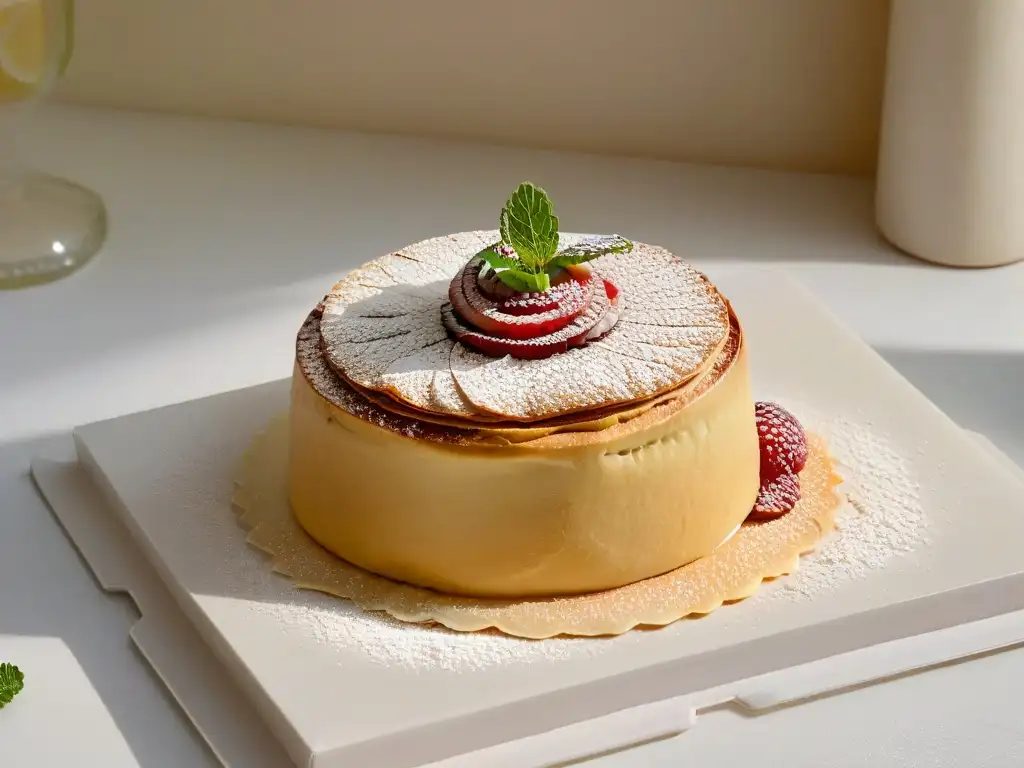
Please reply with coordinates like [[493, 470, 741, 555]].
[[749, 471, 801, 520], [755, 401, 807, 480]]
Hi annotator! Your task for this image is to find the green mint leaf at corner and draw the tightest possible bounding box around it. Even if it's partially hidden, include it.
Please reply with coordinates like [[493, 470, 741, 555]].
[[476, 245, 522, 272], [499, 182, 559, 271], [495, 268, 550, 293], [0, 663, 24, 709], [547, 234, 633, 272]]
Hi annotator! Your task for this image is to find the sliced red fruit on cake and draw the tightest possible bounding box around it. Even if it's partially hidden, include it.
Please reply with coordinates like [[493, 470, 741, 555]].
[[438, 186, 636, 361], [442, 278, 616, 360], [585, 280, 621, 342], [448, 259, 594, 339], [480, 263, 596, 317]]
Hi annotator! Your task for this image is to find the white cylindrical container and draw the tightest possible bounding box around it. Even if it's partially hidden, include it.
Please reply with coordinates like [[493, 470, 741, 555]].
[[876, 0, 1024, 268]]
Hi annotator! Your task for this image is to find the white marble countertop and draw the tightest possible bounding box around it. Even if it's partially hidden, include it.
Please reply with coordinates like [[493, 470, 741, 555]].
[[2, 104, 1023, 767]]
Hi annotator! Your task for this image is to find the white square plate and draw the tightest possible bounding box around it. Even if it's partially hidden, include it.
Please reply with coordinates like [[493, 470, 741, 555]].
[[69, 270, 1024, 768]]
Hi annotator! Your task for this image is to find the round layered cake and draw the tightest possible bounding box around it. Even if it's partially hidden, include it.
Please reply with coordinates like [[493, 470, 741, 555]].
[[288, 184, 770, 597]]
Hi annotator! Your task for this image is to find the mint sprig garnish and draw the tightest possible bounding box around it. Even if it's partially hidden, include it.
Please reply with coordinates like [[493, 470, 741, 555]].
[[478, 246, 552, 292], [547, 234, 633, 272], [0, 663, 24, 709], [499, 183, 560, 271], [484, 264, 546, 293], [480, 182, 633, 293]]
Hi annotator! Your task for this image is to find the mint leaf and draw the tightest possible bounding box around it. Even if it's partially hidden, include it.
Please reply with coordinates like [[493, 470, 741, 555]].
[[476, 245, 550, 292], [0, 663, 24, 709], [547, 234, 633, 272], [494, 268, 550, 293], [499, 182, 559, 271], [490, 183, 629, 291], [476, 245, 522, 272]]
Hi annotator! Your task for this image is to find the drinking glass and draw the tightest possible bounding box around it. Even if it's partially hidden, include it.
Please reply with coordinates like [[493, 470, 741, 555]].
[[0, 0, 106, 289]]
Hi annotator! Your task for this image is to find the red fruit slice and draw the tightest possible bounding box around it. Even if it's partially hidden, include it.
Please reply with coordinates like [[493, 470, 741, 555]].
[[585, 280, 621, 341], [748, 472, 801, 520], [448, 260, 594, 339], [479, 265, 593, 317], [444, 279, 615, 360], [493, 290, 561, 316], [755, 401, 808, 481]]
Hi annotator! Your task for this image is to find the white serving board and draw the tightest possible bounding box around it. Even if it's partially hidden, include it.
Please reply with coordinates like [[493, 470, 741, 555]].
[[56, 270, 1024, 767], [31, 430, 1024, 768]]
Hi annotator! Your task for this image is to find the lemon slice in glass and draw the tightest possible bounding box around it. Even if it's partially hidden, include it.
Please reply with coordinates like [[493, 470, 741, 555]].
[[0, 0, 47, 100], [0, 0, 72, 102]]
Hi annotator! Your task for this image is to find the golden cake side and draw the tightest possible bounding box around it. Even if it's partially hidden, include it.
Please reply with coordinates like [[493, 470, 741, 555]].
[[288, 306, 760, 598]]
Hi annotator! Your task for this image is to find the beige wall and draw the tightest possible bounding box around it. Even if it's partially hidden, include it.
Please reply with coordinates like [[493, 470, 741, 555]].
[[56, 0, 890, 175]]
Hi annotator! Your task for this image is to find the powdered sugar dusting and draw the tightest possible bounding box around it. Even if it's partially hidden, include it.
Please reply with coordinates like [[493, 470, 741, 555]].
[[234, 404, 924, 669], [449, 242, 729, 420], [441, 277, 610, 350], [236, 422, 838, 650], [462, 258, 592, 325], [318, 231, 730, 421], [296, 312, 436, 442], [762, 403, 928, 601], [245, 591, 610, 672], [230, 478, 612, 671], [751, 472, 801, 518]]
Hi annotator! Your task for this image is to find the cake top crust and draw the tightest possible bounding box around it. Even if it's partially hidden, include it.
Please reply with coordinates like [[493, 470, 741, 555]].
[[318, 230, 730, 422], [298, 305, 742, 450]]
